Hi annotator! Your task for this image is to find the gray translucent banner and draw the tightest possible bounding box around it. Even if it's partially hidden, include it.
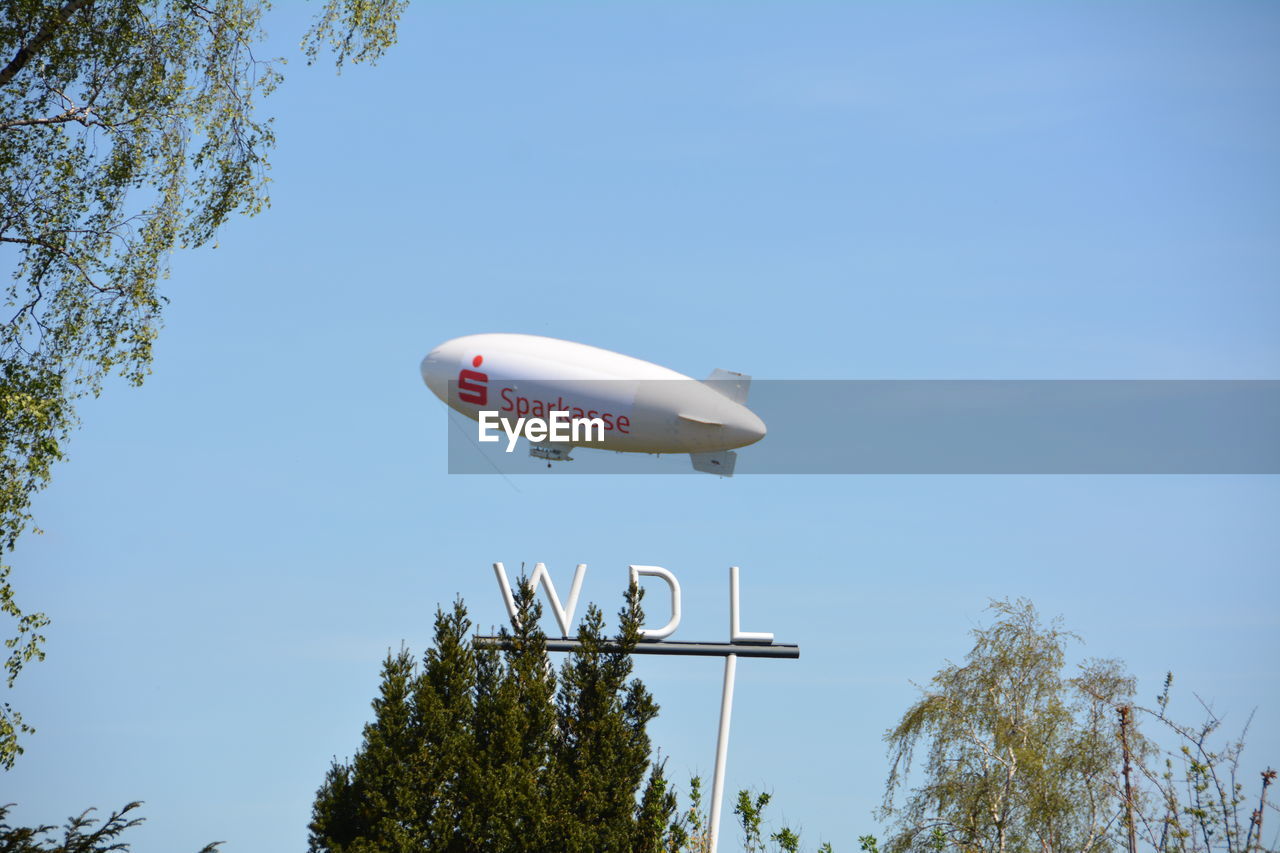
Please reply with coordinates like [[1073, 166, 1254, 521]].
[[444, 380, 1280, 475]]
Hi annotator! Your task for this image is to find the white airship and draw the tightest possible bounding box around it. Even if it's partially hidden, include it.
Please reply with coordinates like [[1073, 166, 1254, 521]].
[[420, 333, 766, 475]]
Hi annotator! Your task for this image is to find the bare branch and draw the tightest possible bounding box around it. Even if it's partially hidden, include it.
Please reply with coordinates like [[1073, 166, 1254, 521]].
[[0, 107, 94, 129]]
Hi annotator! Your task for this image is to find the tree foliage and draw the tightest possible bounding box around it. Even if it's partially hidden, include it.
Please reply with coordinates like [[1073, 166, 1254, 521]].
[[0, 800, 219, 852], [732, 788, 835, 853], [1122, 674, 1278, 853], [878, 598, 1137, 853], [0, 0, 404, 769], [310, 581, 840, 853], [308, 582, 682, 853], [873, 599, 1278, 853]]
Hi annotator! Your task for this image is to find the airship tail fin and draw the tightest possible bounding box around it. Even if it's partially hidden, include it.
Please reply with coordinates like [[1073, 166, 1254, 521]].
[[702, 369, 751, 405], [690, 450, 737, 477]]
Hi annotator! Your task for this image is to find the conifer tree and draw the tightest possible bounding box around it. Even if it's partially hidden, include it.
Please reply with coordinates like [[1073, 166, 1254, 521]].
[[416, 601, 478, 846], [465, 581, 556, 851], [309, 646, 422, 852], [551, 583, 663, 851], [0, 801, 219, 851], [307, 583, 678, 853]]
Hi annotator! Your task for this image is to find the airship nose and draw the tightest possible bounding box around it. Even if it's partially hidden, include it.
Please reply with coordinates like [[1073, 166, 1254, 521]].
[[420, 345, 452, 402]]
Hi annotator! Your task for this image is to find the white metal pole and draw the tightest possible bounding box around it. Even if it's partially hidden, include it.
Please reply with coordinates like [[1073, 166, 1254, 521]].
[[708, 652, 738, 853]]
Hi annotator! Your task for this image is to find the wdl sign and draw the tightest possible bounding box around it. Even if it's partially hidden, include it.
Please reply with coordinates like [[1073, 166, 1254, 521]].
[[475, 562, 799, 853]]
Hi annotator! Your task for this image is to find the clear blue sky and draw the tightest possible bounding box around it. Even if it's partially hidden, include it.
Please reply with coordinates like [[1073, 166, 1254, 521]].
[[5, 3, 1279, 850]]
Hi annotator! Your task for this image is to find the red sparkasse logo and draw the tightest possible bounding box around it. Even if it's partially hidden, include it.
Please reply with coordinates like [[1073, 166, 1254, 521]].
[[457, 355, 488, 405]]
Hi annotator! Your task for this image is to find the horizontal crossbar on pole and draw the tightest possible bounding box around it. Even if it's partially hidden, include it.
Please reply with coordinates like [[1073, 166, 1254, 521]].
[[473, 636, 800, 659]]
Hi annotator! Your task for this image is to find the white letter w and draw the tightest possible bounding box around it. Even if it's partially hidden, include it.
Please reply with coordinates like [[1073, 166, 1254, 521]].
[[492, 562, 587, 638]]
